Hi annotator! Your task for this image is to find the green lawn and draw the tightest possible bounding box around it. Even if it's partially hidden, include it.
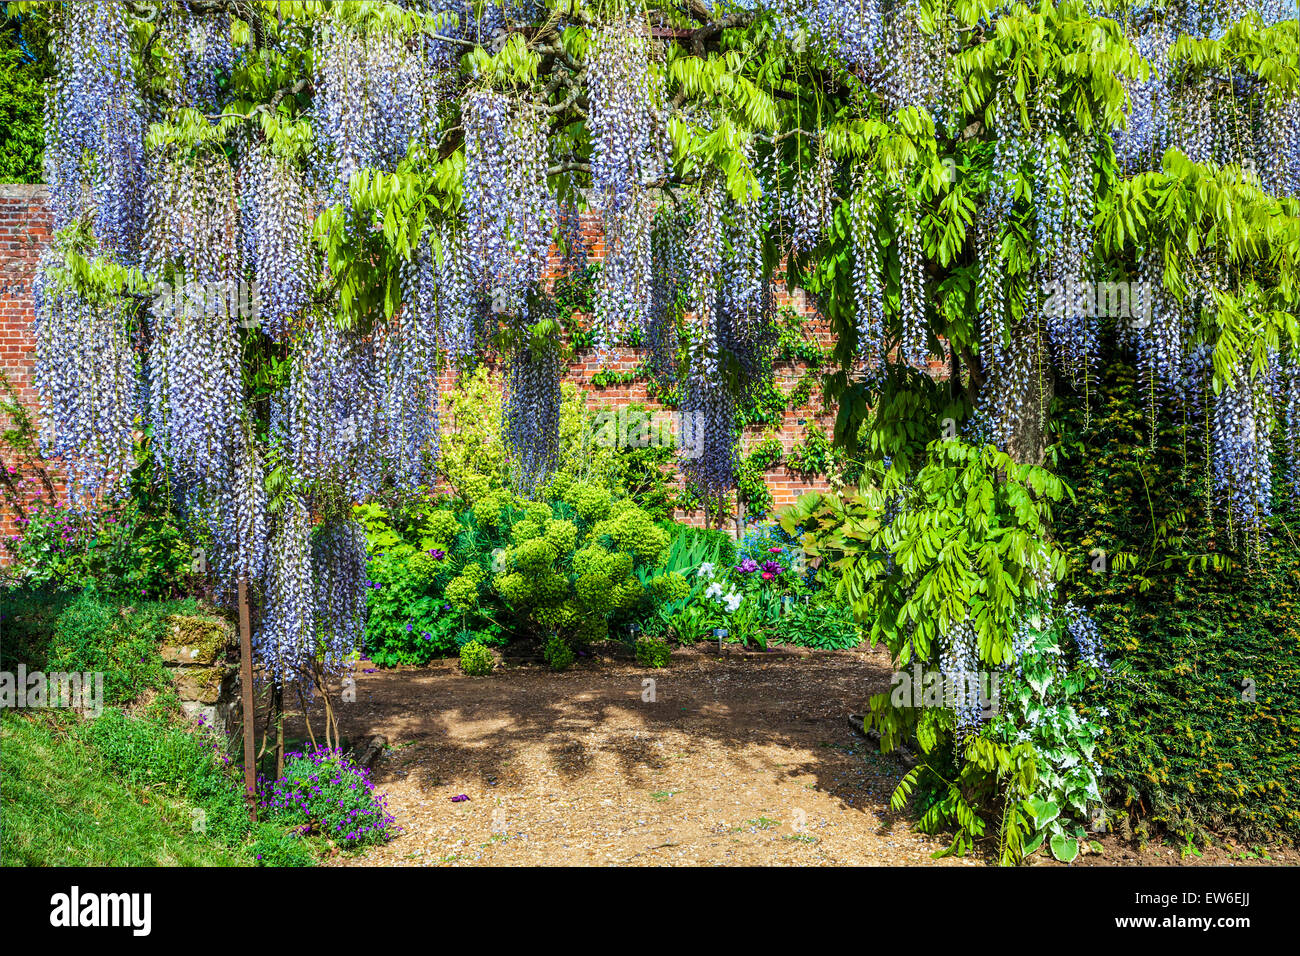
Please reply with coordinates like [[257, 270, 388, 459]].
[[1, 713, 247, 866]]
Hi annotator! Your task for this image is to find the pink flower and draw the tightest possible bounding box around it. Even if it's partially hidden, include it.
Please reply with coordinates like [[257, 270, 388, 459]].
[[761, 571, 774, 581], [768, 547, 783, 553]]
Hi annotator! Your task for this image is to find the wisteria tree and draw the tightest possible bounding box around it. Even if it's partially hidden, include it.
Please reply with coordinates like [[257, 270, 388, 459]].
[[20, 0, 1300, 844]]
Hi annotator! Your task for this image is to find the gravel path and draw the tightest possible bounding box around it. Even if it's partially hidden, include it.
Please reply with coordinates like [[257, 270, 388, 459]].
[[285, 643, 977, 866]]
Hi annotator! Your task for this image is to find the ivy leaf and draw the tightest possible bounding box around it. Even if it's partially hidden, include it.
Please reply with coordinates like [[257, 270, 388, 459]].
[[1050, 834, 1079, 863]]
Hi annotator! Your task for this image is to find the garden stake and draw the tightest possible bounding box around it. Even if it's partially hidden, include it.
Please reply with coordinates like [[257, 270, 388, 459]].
[[238, 573, 257, 823]]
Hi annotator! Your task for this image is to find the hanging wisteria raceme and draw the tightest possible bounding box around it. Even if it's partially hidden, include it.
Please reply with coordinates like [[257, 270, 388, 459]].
[[280, 317, 334, 489], [848, 168, 885, 367], [32, 272, 139, 502], [1129, 249, 1187, 407], [148, 277, 242, 484], [768, 0, 883, 67], [315, 22, 376, 200], [940, 616, 984, 737], [557, 194, 588, 274], [336, 335, 389, 504], [396, 237, 442, 446], [255, 492, 316, 681], [877, 0, 955, 127], [646, 205, 690, 386], [159, 8, 237, 113], [975, 204, 1006, 375], [586, 20, 671, 214], [680, 173, 776, 511], [586, 20, 671, 351], [377, 308, 440, 494], [503, 329, 563, 495], [275, 312, 390, 505], [788, 139, 835, 254], [145, 149, 241, 280], [1063, 601, 1110, 675], [721, 155, 767, 325], [1032, 83, 1065, 324], [244, 142, 314, 338], [1175, 73, 1215, 166], [1042, 129, 1098, 387], [1212, 362, 1275, 546], [209, 430, 268, 595], [311, 515, 370, 673], [314, 21, 445, 198], [895, 188, 927, 369], [434, 226, 484, 365], [592, 193, 655, 354], [1258, 90, 1300, 198], [44, 0, 146, 262], [980, 317, 1040, 454], [369, 30, 445, 162], [690, 178, 727, 369], [462, 89, 553, 308], [142, 150, 244, 484], [979, 95, 1025, 380], [680, 342, 739, 517], [1113, 23, 1174, 171], [719, 174, 778, 413]]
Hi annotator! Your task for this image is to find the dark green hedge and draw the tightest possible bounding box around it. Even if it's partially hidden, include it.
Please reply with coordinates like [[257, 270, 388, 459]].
[[1052, 358, 1300, 844]]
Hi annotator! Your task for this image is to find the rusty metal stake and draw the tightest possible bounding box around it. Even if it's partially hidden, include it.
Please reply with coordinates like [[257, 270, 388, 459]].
[[238, 573, 257, 823]]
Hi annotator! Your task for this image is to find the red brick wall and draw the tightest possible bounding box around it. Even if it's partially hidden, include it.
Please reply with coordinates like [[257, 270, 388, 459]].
[[0, 186, 60, 555], [0, 187, 840, 560]]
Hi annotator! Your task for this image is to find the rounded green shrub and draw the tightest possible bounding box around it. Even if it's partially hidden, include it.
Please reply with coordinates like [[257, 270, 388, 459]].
[[635, 636, 672, 668], [444, 574, 479, 611], [458, 640, 494, 676], [543, 633, 575, 671]]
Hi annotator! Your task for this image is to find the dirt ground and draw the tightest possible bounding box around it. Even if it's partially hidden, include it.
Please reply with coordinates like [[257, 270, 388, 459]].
[[273, 642, 1298, 867]]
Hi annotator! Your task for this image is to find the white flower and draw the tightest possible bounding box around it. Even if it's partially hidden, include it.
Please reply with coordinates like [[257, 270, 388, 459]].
[[697, 562, 715, 578], [723, 591, 742, 613], [705, 582, 724, 601]]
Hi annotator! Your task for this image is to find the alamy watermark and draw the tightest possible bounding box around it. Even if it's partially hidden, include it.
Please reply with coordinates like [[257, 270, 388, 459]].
[[1043, 279, 1153, 328], [591, 406, 705, 459], [1, 666, 104, 717], [153, 278, 261, 327], [890, 662, 1001, 717]]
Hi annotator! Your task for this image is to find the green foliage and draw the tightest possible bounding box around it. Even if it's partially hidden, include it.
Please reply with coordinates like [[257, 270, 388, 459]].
[[3, 447, 198, 601], [787, 422, 839, 479], [458, 639, 494, 676], [819, 439, 1067, 668], [634, 635, 672, 668], [775, 601, 861, 650], [359, 482, 673, 657], [796, 434, 1104, 861], [0, 713, 250, 866], [263, 748, 394, 848], [364, 547, 469, 665], [1, 587, 217, 707], [247, 822, 317, 867], [982, 609, 1108, 861], [436, 371, 703, 522], [1052, 356, 1300, 843], [78, 709, 251, 848], [737, 435, 784, 515], [0, 7, 50, 183], [542, 632, 575, 671]]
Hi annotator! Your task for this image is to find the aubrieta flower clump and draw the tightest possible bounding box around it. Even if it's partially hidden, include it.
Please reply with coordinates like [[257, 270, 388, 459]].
[[260, 746, 397, 848]]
